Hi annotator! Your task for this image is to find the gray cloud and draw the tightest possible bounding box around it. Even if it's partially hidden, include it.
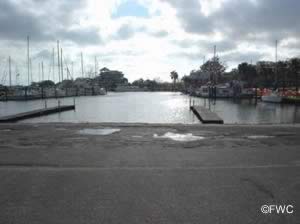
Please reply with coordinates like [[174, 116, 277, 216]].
[[163, 0, 300, 46], [113, 24, 146, 40], [0, 0, 101, 45]]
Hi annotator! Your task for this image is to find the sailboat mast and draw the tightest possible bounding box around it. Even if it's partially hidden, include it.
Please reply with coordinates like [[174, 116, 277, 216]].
[[81, 52, 84, 77], [275, 40, 278, 63], [52, 48, 55, 82], [71, 61, 74, 79], [30, 58, 33, 83], [57, 40, 60, 82], [94, 56, 97, 78], [61, 48, 64, 81], [42, 61, 44, 81], [8, 56, 12, 87], [27, 36, 30, 86]]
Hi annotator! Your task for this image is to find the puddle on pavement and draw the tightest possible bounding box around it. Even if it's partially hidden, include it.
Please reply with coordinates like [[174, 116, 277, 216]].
[[78, 128, 121, 136], [154, 132, 205, 142], [246, 135, 275, 139]]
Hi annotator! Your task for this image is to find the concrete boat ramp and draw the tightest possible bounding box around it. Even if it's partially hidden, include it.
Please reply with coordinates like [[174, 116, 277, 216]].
[[0, 105, 75, 123], [191, 106, 224, 124]]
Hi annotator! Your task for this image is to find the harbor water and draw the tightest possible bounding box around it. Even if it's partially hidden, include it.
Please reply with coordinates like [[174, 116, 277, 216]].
[[0, 92, 299, 124]]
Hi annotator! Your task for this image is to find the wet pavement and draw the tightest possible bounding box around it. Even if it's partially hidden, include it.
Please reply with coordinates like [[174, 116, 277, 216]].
[[0, 123, 299, 224]]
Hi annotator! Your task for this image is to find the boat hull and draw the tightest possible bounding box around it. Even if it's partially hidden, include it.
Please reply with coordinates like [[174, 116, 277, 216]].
[[262, 95, 282, 103]]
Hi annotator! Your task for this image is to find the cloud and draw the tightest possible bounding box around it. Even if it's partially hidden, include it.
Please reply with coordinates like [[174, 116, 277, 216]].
[[1, 0, 300, 84]]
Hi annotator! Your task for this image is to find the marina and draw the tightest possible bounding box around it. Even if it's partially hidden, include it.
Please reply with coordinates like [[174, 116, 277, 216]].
[[0, 92, 299, 124]]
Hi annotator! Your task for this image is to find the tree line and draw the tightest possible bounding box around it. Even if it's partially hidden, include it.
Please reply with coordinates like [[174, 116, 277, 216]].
[[182, 57, 300, 91]]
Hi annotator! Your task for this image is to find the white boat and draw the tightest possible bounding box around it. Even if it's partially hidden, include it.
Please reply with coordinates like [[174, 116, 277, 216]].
[[198, 86, 209, 97], [262, 92, 282, 103]]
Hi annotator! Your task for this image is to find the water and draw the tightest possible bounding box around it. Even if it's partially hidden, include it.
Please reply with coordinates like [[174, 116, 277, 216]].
[[154, 132, 205, 141], [0, 92, 299, 124]]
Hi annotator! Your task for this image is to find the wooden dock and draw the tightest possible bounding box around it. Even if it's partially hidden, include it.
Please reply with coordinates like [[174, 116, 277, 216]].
[[191, 106, 224, 124], [0, 105, 75, 123]]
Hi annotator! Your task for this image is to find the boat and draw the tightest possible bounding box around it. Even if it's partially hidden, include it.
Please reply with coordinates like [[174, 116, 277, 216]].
[[197, 85, 209, 97], [262, 92, 283, 103]]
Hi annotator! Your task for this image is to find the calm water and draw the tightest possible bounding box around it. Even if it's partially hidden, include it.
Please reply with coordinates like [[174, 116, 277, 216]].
[[0, 92, 299, 124]]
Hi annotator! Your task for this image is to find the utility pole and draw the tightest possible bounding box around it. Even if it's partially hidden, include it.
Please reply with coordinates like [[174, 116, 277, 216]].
[[27, 36, 30, 86], [61, 48, 64, 81], [8, 56, 12, 87], [57, 40, 60, 82], [81, 52, 84, 77]]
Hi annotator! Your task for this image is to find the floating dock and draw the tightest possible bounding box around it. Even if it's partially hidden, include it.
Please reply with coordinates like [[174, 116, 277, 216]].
[[191, 106, 224, 124], [0, 105, 75, 123]]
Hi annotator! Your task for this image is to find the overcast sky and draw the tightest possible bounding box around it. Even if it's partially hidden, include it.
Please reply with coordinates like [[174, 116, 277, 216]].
[[1, 0, 300, 85]]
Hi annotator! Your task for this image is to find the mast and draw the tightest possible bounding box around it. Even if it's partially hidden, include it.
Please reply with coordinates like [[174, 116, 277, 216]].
[[52, 48, 55, 82], [61, 48, 64, 81], [275, 40, 278, 85], [81, 52, 84, 77], [94, 56, 97, 77], [38, 62, 41, 82], [213, 45, 216, 59], [275, 40, 278, 63], [42, 61, 44, 81], [30, 58, 33, 83], [27, 36, 30, 86], [8, 56, 12, 87], [71, 61, 74, 79], [57, 40, 60, 82]]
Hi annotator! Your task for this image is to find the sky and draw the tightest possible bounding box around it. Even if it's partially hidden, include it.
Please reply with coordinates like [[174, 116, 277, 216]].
[[1, 0, 300, 85]]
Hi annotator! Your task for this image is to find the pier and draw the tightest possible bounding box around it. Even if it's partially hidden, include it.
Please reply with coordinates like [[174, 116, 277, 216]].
[[0, 105, 75, 123], [191, 106, 224, 124]]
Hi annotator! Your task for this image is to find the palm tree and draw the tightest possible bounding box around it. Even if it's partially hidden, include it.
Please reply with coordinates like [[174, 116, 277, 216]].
[[170, 70, 179, 91]]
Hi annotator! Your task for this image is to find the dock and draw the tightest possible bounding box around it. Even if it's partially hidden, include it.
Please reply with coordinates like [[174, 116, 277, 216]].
[[191, 106, 224, 124], [0, 105, 75, 123]]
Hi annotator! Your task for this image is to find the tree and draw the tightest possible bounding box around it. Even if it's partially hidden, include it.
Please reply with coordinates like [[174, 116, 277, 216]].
[[95, 67, 128, 90], [170, 70, 179, 91], [288, 58, 300, 92], [256, 61, 275, 88], [237, 63, 257, 87], [200, 56, 226, 84]]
